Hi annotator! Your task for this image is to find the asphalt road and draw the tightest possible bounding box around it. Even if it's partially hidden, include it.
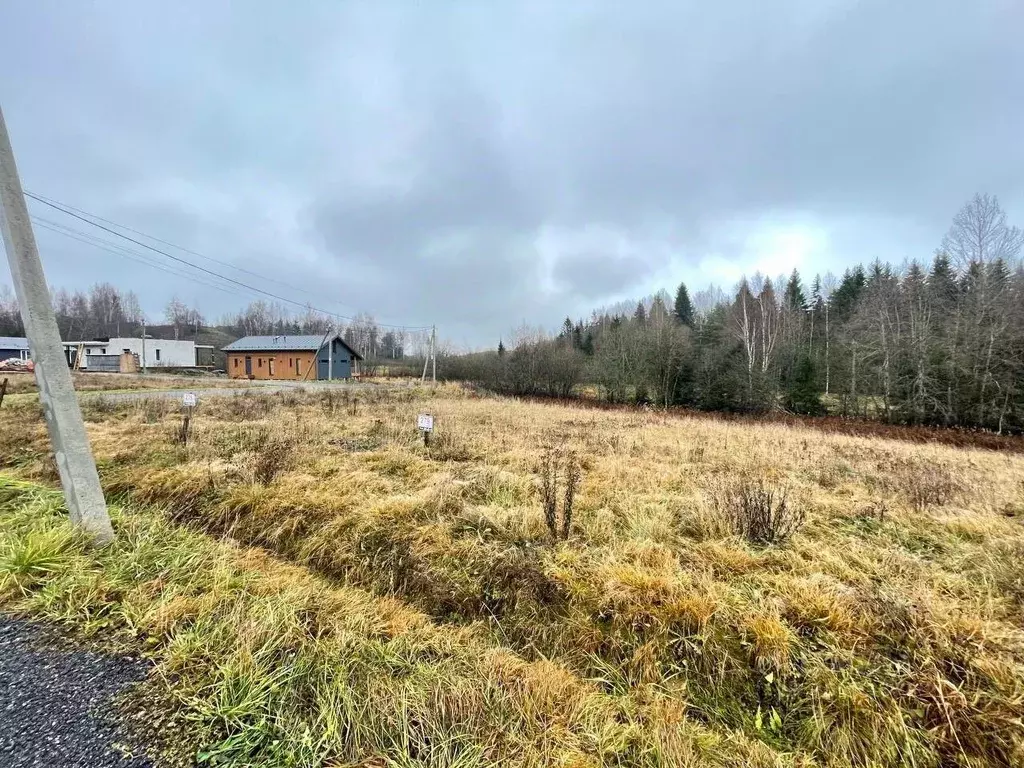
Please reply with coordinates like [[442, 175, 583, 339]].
[[0, 616, 151, 768]]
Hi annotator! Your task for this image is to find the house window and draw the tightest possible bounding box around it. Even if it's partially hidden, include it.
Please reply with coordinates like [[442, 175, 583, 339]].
[[258, 358, 263, 368], [155, 349, 161, 362], [288, 358, 293, 368], [234, 358, 238, 369], [101, 348, 107, 354], [269, 359, 275, 376], [296, 359, 301, 375]]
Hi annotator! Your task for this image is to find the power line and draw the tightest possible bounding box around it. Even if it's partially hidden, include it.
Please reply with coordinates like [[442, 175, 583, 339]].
[[27, 189, 331, 302], [32, 217, 257, 301], [24, 190, 433, 331]]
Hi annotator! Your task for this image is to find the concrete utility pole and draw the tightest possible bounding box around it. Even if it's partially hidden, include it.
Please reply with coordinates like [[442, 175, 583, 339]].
[[0, 105, 114, 544], [420, 326, 436, 383], [327, 326, 334, 381]]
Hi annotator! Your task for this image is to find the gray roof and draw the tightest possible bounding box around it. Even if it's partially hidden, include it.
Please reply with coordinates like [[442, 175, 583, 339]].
[[0, 337, 29, 350], [222, 334, 362, 358]]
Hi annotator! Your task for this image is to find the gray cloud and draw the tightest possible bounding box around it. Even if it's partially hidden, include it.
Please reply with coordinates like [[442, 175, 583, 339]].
[[1, 1, 1022, 347]]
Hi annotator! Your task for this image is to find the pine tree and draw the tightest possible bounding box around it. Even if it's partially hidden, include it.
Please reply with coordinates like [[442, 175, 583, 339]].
[[497, 339, 506, 357], [674, 282, 695, 327]]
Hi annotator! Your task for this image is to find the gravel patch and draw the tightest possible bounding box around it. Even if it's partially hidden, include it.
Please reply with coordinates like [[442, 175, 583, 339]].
[[0, 616, 152, 768]]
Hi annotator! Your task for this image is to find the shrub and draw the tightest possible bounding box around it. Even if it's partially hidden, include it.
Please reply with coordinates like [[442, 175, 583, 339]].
[[713, 479, 804, 545]]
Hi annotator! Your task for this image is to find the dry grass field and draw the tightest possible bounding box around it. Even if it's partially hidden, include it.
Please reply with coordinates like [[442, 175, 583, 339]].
[[2, 384, 1024, 767], [1, 370, 251, 396]]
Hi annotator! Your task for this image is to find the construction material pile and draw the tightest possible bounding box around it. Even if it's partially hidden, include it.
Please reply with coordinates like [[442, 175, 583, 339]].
[[0, 359, 33, 372]]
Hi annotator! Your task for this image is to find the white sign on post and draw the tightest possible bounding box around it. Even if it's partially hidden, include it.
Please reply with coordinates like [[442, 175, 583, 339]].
[[182, 392, 198, 408], [417, 413, 434, 432]]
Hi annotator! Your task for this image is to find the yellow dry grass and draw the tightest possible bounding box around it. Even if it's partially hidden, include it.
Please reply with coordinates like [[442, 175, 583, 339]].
[[2, 370, 253, 396], [3, 383, 1024, 766]]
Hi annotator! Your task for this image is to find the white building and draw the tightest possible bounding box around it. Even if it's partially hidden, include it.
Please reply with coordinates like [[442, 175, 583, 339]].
[[62, 338, 201, 369]]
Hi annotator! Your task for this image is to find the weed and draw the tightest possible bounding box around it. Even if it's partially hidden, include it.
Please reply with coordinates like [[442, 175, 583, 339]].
[[540, 449, 581, 540], [81, 396, 121, 422], [319, 389, 338, 414], [877, 457, 963, 511], [137, 398, 171, 424], [428, 428, 474, 462], [713, 479, 805, 546], [251, 432, 294, 485]]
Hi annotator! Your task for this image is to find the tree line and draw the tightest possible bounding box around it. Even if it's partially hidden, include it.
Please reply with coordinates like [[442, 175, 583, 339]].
[[442, 194, 1024, 433], [0, 284, 413, 362]]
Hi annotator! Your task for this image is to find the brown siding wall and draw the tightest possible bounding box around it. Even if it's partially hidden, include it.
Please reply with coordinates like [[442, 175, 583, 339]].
[[227, 351, 317, 380]]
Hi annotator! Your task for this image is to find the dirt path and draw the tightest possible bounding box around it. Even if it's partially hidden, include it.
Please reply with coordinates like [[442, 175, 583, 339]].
[[0, 616, 151, 768]]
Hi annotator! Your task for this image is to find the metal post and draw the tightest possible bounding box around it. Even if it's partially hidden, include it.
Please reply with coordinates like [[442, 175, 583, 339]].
[[431, 325, 436, 383], [0, 105, 114, 544], [328, 328, 333, 381], [141, 319, 147, 374]]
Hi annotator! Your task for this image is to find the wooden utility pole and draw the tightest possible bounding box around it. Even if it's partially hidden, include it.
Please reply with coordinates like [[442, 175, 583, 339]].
[[0, 105, 114, 544]]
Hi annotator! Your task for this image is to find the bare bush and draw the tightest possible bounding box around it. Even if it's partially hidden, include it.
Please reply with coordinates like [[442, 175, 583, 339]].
[[319, 389, 338, 414], [81, 396, 120, 422], [252, 431, 294, 484], [878, 457, 962, 511], [138, 399, 169, 423], [221, 393, 274, 420], [540, 449, 582, 540], [428, 427, 474, 462], [713, 479, 804, 545]]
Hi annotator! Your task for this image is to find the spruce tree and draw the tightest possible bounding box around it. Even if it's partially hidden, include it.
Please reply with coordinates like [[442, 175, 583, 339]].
[[785, 354, 824, 415], [634, 301, 647, 324], [784, 269, 807, 310], [674, 282, 695, 327]]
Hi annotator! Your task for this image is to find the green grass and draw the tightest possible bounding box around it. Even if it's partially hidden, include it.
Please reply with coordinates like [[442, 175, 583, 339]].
[[1, 475, 742, 768]]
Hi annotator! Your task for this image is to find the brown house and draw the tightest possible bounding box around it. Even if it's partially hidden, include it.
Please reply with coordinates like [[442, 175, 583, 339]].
[[222, 334, 362, 381]]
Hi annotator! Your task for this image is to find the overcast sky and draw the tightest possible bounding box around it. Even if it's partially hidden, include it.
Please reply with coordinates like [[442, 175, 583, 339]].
[[1, 1, 1022, 347]]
